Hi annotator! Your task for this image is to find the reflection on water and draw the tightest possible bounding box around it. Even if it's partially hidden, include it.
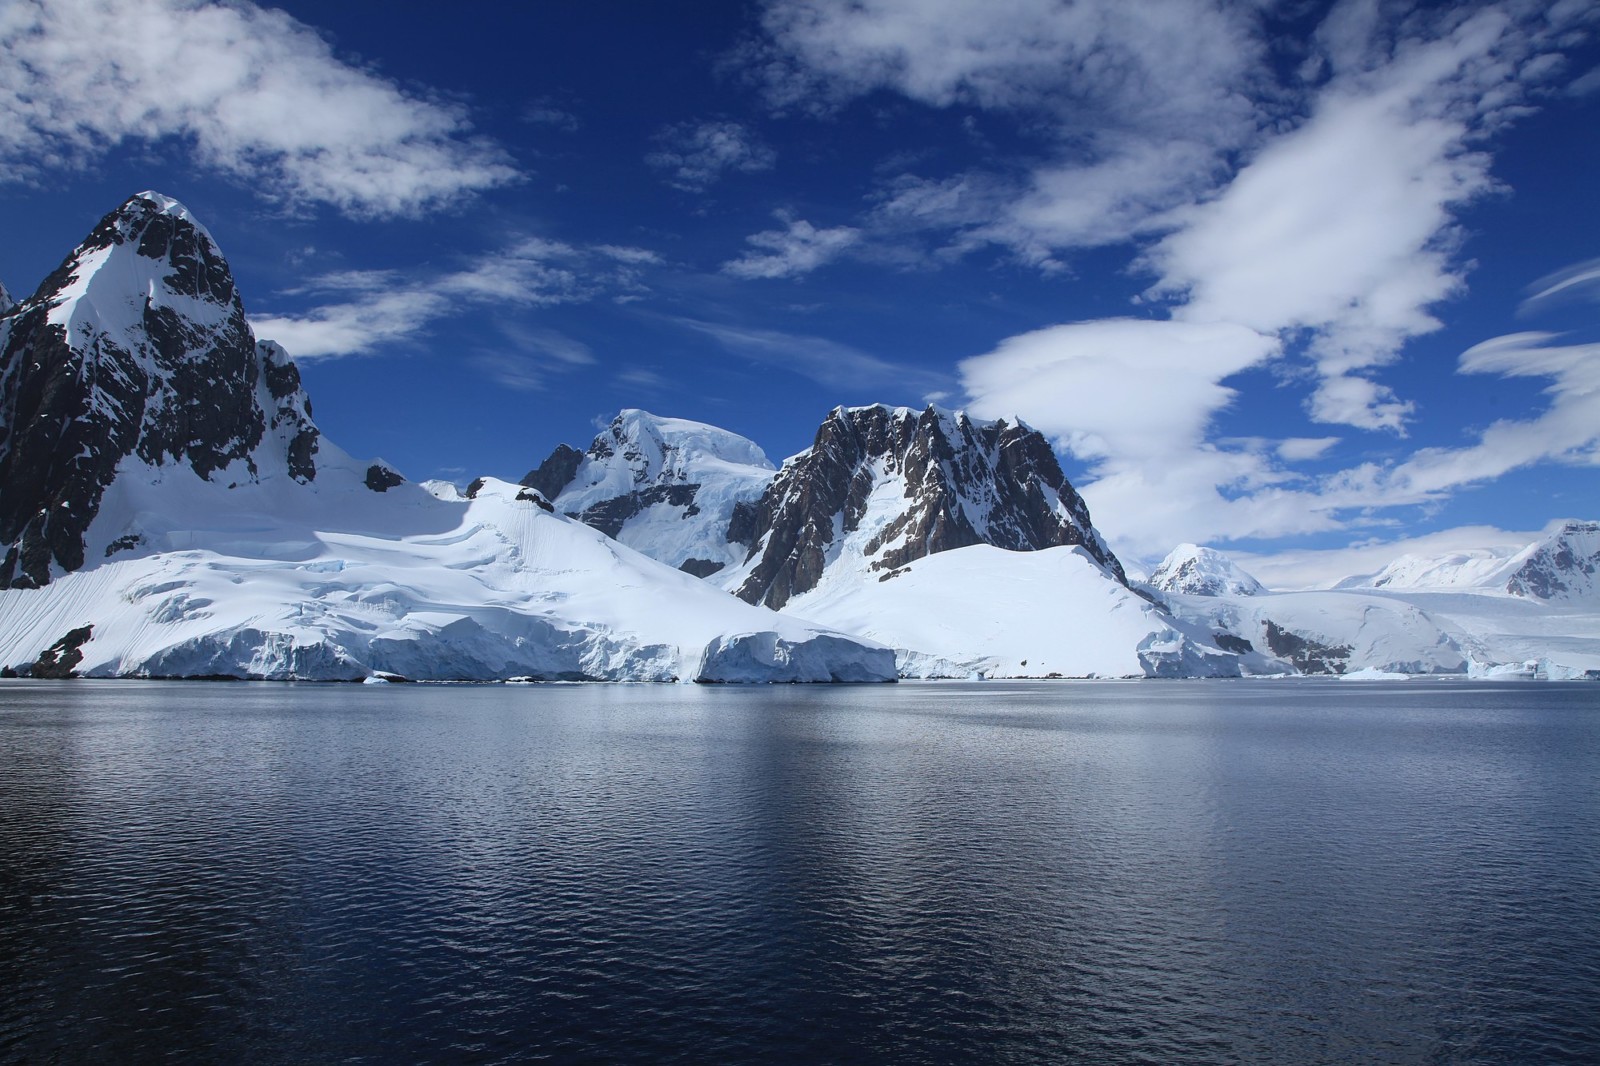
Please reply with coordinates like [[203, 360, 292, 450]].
[[1, 679, 1597, 1063]]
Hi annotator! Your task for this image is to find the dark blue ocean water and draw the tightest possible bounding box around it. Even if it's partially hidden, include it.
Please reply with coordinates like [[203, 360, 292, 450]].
[[1, 678, 1597, 1064]]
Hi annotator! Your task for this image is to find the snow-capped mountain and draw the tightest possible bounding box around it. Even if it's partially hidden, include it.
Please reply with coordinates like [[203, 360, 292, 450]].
[[0, 192, 321, 589], [0, 193, 896, 683], [724, 403, 1125, 610], [1504, 521, 1600, 602], [1333, 547, 1523, 591], [0, 281, 14, 315], [522, 410, 773, 577], [526, 403, 1244, 677], [1148, 544, 1266, 597]]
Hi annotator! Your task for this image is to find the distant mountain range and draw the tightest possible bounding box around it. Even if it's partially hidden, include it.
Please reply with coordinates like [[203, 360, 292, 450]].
[[1, 194, 1595, 681]]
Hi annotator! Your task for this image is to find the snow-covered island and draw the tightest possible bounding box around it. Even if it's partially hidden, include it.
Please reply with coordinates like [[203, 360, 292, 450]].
[[2, 194, 1597, 683]]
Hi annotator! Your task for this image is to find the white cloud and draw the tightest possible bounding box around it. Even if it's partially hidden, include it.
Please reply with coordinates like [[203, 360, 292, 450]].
[[960, 318, 1280, 463], [1522, 257, 1600, 312], [1232, 523, 1542, 591], [251, 241, 651, 359], [1146, 9, 1536, 434], [939, 1, 1600, 558], [646, 120, 775, 192], [0, 0, 517, 217], [523, 98, 580, 132], [958, 318, 1328, 558], [670, 316, 951, 395], [1277, 437, 1341, 462], [722, 214, 860, 279], [250, 288, 447, 360], [470, 352, 549, 392], [1378, 332, 1600, 497], [752, 0, 1270, 252]]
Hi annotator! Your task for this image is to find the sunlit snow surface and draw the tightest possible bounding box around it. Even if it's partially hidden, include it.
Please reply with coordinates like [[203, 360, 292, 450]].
[[0, 465, 894, 682], [781, 544, 1237, 678]]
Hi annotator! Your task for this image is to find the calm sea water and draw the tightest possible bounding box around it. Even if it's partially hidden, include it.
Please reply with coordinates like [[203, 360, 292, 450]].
[[1, 678, 1597, 1064]]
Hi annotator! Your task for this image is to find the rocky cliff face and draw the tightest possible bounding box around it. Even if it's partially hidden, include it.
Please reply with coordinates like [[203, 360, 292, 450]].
[[0, 192, 321, 588], [727, 404, 1125, 610], [1505, 521, 1600, 601]]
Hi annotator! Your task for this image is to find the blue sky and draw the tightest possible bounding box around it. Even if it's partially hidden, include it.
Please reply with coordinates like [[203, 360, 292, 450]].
[[2, 0, 1597, 576]]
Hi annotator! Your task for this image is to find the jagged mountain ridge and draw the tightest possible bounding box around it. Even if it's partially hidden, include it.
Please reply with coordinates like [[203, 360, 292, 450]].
[[0, 193, 321, 588], [0, 193, 896, 682], [725, 403, 1126, 610]]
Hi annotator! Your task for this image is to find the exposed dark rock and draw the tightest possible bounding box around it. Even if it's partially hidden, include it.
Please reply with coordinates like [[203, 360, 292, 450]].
[[520, 442, 585, 500], [463, 477, 487, 500], [0, 194, 320, 589], [31, 624, 93, 678], [1263, 620, 1351, 675], [1213, 632, 1255, 655], [569, 483, 699, 539], [515, 487, 555, 511], [1505, 521, 1599, 600], [105, 534, 144, 558], [731, 404, 1125, 610], [365, 463, 406, 492], [679, 558, 724, 578]]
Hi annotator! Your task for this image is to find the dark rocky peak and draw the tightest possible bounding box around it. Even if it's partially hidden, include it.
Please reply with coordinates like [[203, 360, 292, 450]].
[[521, 442, 584, 500], [0, 192, 321, 589], [729, 403, 1125, 610], [0, 281, 14, 316], [1505, 520, 1600, 601]]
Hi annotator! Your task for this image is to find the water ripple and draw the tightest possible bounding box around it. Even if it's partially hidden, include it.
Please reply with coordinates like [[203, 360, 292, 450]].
[[1, 678, 1597, 1063]]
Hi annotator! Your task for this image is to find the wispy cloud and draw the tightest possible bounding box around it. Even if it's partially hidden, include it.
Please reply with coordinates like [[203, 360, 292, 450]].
[[936, 0, 1600, 555], [722, 213, 860, 279], [251, 241, 651, 359], [669, 316, 952, 395], [1521, 257, 1600, 313], [0, 0, 518, 217], [646, 120, 775, 192], [748, 0, 1271, 255]]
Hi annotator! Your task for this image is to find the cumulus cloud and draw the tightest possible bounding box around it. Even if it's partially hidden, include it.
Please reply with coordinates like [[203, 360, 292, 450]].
[[1147, 7, 1546, 434], [646, 120, 775, 192], [722, 214, 860, 279], [960, 319, 1281, 463], [0, 0, 517, 217], [958, 319, 1325, 556], [938, 1, 1599, 555], [251, 241, 651, 359]]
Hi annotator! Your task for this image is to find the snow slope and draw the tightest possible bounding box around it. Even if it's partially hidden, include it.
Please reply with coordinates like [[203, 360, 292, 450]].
[[1160, 589, 1469, 675], [0, 473, 896, 682], [0, 193, 895, 683], [525, 410, 774, 576], [782, 544, 1239, 678]]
